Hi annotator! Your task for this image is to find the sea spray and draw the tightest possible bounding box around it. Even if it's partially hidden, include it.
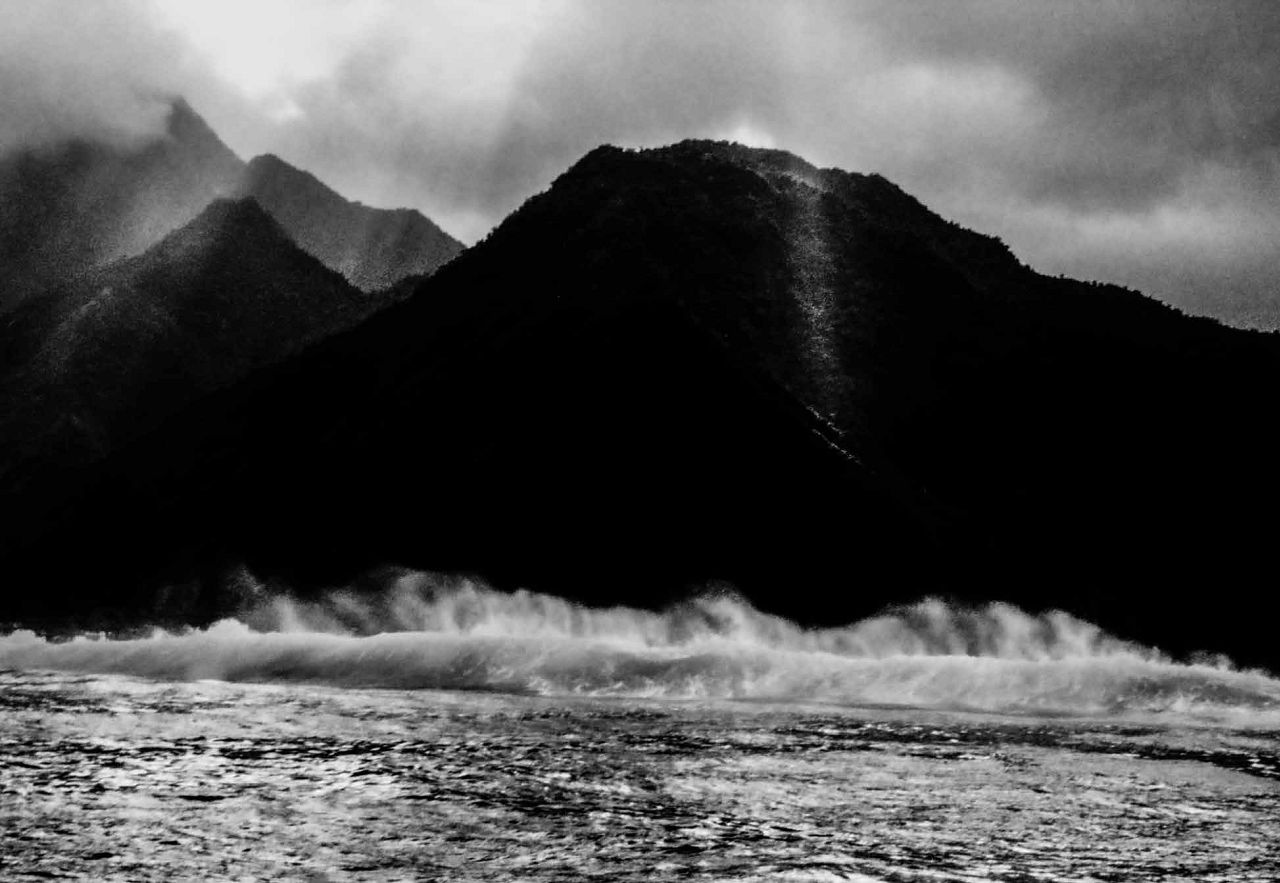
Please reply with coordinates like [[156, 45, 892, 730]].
[[3, 570, 1279, 723]]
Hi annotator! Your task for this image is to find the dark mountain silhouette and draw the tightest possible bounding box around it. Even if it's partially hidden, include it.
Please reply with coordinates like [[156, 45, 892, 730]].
[[0, 100, 461, 312], [0, 198, 363, 499], [2, 140, 1278, 671], [0, 99, 462, 507], [0, 99, 242, 309]]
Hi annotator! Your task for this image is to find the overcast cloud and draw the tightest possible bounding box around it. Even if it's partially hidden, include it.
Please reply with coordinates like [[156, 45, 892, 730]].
[[1, 0, 1277, 325]]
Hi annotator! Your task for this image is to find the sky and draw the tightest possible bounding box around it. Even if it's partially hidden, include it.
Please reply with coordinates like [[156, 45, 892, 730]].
[[1, 0, 1278, 326]]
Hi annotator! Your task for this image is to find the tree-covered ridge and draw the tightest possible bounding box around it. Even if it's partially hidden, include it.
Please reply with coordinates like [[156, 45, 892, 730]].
[[2, 139, 1278, 670], [0, 198, 363, 490], [0, 99, 463, 314], [237, 154, 463, 293]]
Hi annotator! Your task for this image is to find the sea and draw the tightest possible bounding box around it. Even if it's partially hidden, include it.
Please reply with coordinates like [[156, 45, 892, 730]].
[[2, 572, 1278, 881]]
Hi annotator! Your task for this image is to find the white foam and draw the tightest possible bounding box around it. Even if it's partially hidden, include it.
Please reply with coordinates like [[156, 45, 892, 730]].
[[4, 571, 1278, 724]]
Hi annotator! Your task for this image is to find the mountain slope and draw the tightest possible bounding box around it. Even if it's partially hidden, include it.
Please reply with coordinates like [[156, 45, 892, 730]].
[[2, 140, 1278, 670], [0, 198, 363, 497], [0, 100, 461, 312], [0, 99, 242, 309], [237, 154, 462, 291]]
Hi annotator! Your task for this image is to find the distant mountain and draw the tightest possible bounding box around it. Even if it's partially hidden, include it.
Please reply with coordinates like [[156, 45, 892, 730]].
[[0, 99, 461, 311], [0, 198, 362, 493], [236, 154, 462, 292], [0, 99, 242, 308], [3, 140, 1278, 671]]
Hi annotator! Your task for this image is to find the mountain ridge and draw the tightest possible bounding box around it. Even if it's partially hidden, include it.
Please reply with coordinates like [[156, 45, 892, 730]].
[[2, 138, 1277, 670], [0, 100, 462, 312], [0, 100, 243, 307], [236, 152, 463, 291], [0, 196, 365, 499]]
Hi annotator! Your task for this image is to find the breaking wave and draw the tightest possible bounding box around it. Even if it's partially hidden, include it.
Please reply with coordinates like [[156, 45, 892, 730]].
[[3, 570, 1279, 724]]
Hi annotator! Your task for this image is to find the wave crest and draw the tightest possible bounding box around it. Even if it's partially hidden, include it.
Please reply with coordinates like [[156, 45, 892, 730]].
[[3, 571, 1278, 723]]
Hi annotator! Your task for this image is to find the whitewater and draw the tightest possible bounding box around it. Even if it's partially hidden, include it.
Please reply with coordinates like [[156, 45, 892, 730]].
[[2, 571, 1278, 881], [4, 571, 1279, 724]]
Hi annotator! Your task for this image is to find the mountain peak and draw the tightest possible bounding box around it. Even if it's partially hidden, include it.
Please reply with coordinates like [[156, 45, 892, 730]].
[[666, 139, 825, 178], [135, 196, 318, 279], [245, 152, 292, 172], [162, 97, 242, 172], [169, 195, 283, 239], [244, 152, 341, 200], [574, 139, 1023, 288], [0, 100, 462, 311], [571, 140, 918, 215], [166, 95, 201, 125], [644, 140, 925, 215], [0, 98, 247, 311], [237, 153, 463, 290]]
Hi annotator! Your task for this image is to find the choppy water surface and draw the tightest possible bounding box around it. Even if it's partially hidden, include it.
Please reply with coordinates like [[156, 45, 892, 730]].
[[2, 579, 1279, 880], [4, 675, 1279, 881]]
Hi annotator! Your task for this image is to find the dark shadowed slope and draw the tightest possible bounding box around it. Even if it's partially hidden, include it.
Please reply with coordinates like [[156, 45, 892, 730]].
[[3, 141, 1278, 669], [0, 100, 461, 313], [0, 198, 362, 501], [0, 100, 242, 310], [237, 154, 463, 291]]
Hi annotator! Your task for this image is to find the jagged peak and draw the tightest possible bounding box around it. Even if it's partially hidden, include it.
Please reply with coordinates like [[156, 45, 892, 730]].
[[244, 152, 340, 197], [143, 196, 293, 260], [164, 98, 226, 144], [182, 195, 279, 228], [102, 193, 358, 297], [156, 97, 243, 175], [244, 153, 428, 220]]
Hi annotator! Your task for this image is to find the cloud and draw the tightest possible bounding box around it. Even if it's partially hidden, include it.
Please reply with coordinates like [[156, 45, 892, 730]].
[[843, 0, 1280, 320], [2, 0, 1278, 324], [0, 0, 177, 149], [860, 1, 1280, 206]]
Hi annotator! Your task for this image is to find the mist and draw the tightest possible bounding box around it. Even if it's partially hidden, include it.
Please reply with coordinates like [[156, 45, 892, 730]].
[[3, 0, 1278, 323], [4, 571, 1280, 724]]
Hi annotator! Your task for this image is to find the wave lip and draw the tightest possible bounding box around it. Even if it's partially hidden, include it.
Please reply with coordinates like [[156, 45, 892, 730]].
[[3, 573, 1279, 724]]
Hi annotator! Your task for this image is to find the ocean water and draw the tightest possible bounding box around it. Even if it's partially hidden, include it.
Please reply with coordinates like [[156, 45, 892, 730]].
[[2, 574, 1278, 881]]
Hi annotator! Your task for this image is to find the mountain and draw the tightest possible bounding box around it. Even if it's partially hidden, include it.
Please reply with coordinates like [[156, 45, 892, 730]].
[[2, 140, 1278, 671], [0, 99, 464, 500], [0, 99, 242, 309], [0, 100, 461, 312], [236, 154, 462, 291], [0, 198, 363, 499]]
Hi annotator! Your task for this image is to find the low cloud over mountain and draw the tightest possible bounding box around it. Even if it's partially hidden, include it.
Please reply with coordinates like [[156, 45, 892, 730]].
[[3, 1, 1277, 324]]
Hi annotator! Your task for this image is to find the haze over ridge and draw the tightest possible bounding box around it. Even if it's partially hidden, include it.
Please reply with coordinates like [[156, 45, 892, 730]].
[[4, 136, 1278, 674], [1, 0, 1277, 325]]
